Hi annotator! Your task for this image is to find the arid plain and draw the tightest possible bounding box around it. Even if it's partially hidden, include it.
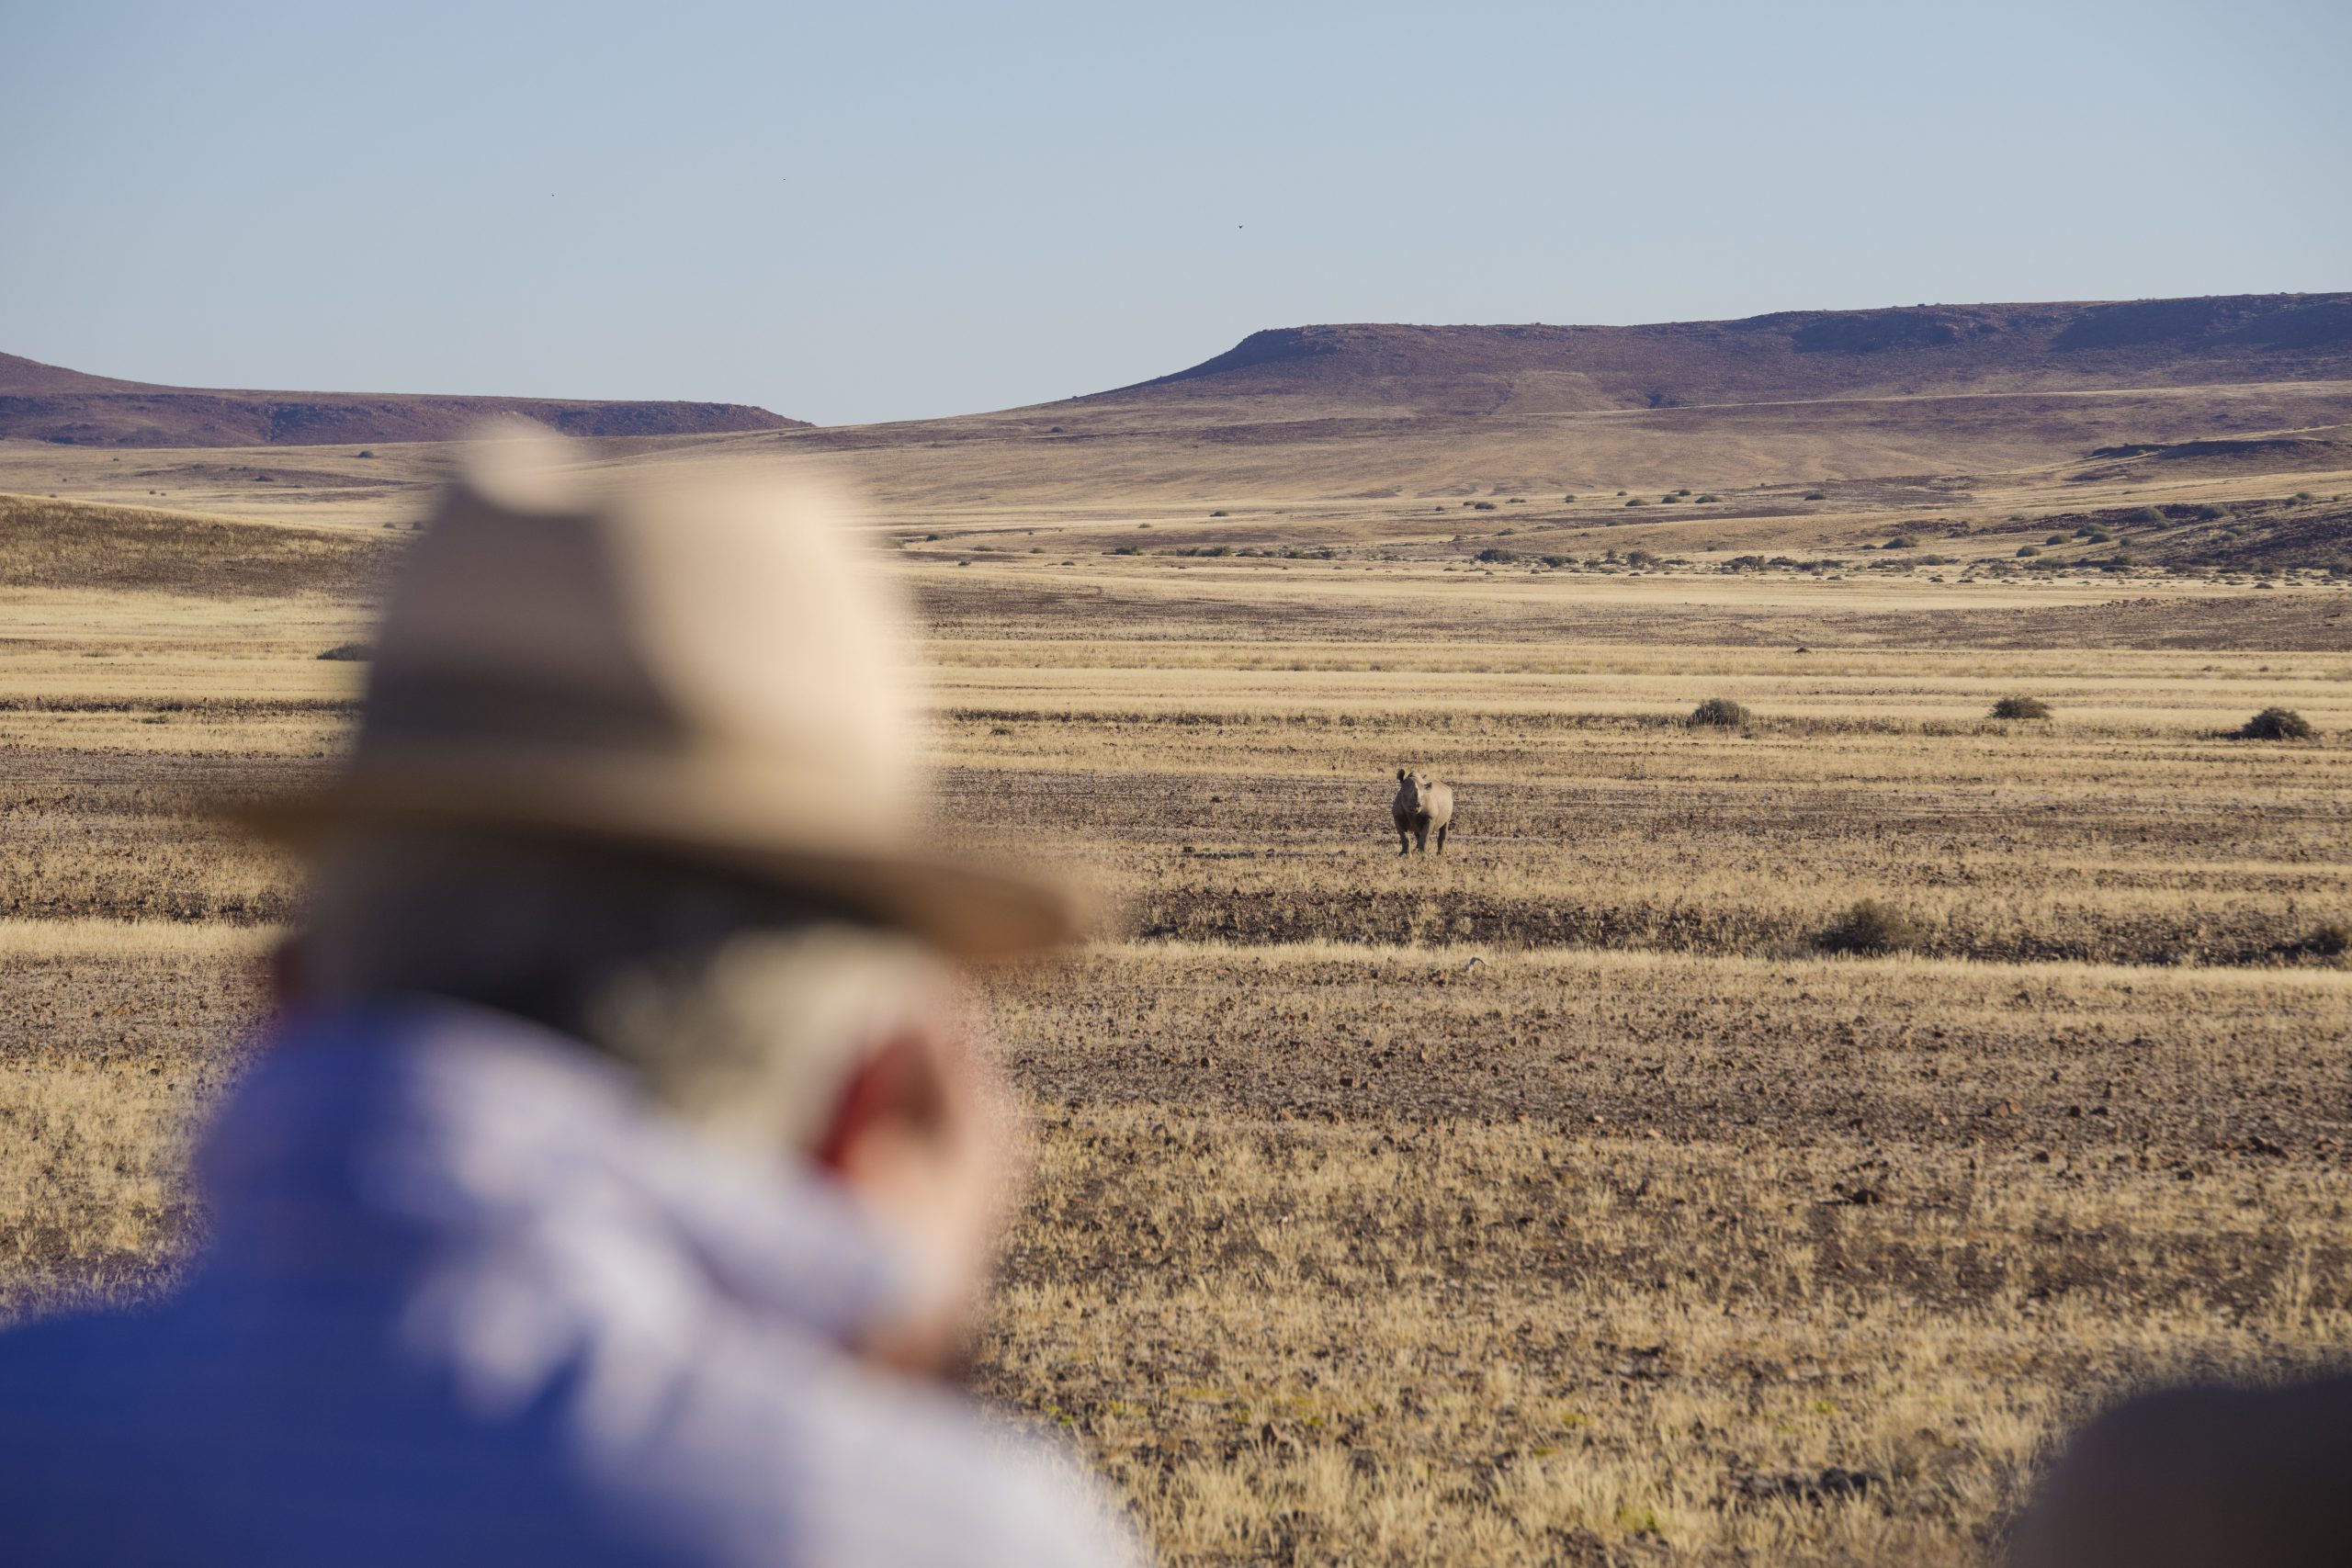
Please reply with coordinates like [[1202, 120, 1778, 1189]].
[[5, 299, 2351, 1563]]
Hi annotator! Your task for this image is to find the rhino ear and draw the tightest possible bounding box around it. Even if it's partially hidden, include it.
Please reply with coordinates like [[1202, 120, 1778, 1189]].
[[1396, 767, 1407, 781]]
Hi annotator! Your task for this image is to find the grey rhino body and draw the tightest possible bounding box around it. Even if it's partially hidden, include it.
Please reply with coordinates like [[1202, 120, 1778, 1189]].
[[1392, 769, 1454, 854]]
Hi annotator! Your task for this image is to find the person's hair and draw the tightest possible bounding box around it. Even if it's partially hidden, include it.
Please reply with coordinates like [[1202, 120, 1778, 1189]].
[[297, 827, 954, 1152]]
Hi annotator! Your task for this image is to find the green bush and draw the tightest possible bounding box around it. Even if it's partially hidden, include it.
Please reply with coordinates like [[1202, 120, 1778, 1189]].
[[1625, 498, 1647, 507], [2239, 707, 2316, 741], [2127, 506, 2165, 525], [2016, 545, 2042, 558], [1694, 493, 1720, 503], [1688, 696, 1751, 728], [2194, 503, 2230, 522], [1817, 898, 1923, 956], [2045, 534, 2070, 546], [1991, 694, 2052, 719]]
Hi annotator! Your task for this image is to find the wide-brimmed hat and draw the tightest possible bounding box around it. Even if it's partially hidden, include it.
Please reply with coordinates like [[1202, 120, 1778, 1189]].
[[238, 434, 1085, 958]]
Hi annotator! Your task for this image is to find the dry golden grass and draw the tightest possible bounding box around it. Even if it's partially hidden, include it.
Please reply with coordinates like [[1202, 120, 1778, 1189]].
[[0, 453, 2346, 1563]]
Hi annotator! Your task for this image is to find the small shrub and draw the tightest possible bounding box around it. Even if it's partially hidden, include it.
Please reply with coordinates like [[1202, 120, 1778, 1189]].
[[1470, 501, 1498, 511], [354, 449, 376, 459], [1991, 694, 2052, 720], [2126, 506, 2165, 525], [1885, 535, 1917, 549], [2238, 707, 2315, 741], [1694, 493, 1720, 503], [1474, 547, 1513, 562], [1817, 898, 1922, 956], [2194, 503, 2229, 521], [1625, 498, 1647, 507], [2301, 921, 2349, 959], [2045, 534, 2070, 546], [2016, 545, 2041, 558], [1803, 491, 1826, 501], [317, 642, 372, 661], [1562, 493, 1577, 502], [1689, 696, 1751, 728], [1209, 510, 1227, 517]]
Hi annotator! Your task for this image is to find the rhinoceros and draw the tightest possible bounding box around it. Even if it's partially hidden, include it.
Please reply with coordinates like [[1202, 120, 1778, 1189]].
[[1391, 769, 1454, 855]]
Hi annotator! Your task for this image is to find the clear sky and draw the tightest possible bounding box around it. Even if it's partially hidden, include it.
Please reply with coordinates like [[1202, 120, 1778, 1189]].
[[6, 0, 2346, 425]]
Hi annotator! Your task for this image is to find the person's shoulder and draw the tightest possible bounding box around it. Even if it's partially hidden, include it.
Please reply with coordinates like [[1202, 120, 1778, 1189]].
[[589, 1322, 1142, 1568], [783, 1365, 1145, 1568]]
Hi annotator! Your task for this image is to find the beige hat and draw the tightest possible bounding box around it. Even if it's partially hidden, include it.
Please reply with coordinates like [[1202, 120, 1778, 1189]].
[[241, 435, 1084, 959]]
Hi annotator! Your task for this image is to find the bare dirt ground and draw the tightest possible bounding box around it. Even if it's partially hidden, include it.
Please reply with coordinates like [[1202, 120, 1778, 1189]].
[[1, 446, 2347, 1563]]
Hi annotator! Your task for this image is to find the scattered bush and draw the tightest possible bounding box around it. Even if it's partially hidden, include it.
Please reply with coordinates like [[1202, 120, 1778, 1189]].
[[2016, 545, 2041, 558], [2194, 503, 2230, 521], [2126, 506, 2165, 525], [1470, 501, 1498, 511], [354, 449, 376, 459], [1694, 493, 1720, 503], [2301, 921, 2349, 959], [1688, 696, 1751, 728], [1991, 694, 2052, 719], [2238, 707, 2316, 741], [1625, 498, 1648, 507], [1884, 535, 1917, 549], [1817, 898, 1923, 956], [1803, 491, 1826, 501], [2045, 534, 2070, 546], [1209, 510, 1227, 517], [317, 642, 372, 661], [1562, 494, 1577, 502], [1474, 547, 1514, 563]]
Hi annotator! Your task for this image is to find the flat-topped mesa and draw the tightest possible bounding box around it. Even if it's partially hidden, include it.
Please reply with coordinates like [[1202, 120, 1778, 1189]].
[[1114, 294, 2352, 414], [0, 352, 809, 447]]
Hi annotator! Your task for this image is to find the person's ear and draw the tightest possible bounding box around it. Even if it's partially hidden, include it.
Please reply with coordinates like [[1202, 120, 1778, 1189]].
[[813, 1034, 935, 1175]]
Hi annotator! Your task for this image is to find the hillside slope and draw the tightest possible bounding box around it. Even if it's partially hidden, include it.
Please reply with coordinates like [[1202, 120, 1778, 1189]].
[[1117, 294, 2352, 414], [0, 352, 806, 446]]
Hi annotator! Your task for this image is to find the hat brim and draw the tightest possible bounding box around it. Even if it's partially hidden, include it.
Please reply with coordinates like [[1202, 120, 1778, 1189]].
[[226, 759, 1093, 962]]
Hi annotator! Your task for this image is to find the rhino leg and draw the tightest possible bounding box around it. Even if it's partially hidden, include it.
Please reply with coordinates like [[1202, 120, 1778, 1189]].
[[1414, 822, 1430, 854], [1435, 823, 1448, 853], [1396, 822, 1411, 855]]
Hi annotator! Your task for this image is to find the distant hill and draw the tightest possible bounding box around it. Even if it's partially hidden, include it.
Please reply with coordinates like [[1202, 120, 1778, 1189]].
[[0, 352, 806, 446], [1114, 293, 2352, 414]]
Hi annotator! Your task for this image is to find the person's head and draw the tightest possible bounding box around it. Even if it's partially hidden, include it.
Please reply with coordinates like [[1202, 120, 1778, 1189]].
[[243, 436, 1087, 1373], [288, 827, 1013, 1373]]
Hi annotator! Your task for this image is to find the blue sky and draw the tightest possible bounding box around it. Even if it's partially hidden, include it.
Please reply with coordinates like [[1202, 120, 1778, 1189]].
[[6, 0, 2346, 424]]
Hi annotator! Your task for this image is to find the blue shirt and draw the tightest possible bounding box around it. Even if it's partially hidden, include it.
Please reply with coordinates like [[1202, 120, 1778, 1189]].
[[0, 1003, 1140, 1567]]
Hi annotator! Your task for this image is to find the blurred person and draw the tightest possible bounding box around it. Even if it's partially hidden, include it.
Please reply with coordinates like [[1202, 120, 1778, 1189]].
[[2009, 1372, 2352, 1567], [0, 440, 1140, 1568]]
